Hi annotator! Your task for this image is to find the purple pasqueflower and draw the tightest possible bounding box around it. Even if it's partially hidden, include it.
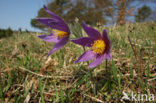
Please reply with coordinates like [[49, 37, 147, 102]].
[[72, 22, 111, 68], [37, 6, 70, 57]]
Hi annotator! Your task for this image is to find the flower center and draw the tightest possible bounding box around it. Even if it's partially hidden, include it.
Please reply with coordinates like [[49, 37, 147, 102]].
[[91, 40, 106, 54], [52, 29, 68, 39]]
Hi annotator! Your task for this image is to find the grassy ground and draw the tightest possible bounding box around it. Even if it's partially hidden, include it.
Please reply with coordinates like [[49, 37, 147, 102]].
[[0, 22, 156, 103]]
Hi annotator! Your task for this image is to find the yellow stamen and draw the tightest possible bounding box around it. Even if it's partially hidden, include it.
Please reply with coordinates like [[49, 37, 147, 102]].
[[52, 29, 68, 39], [91, 40, 106, 54]]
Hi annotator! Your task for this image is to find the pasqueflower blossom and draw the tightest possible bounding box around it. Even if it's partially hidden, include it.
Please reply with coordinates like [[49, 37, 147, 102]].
[[37, 6, 70, 57], [72, 22, 111, 68]]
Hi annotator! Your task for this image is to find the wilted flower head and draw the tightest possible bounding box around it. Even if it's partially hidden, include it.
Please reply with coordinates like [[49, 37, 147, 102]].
[[72, 22, 111, 68], [37, 6, 70, 57]]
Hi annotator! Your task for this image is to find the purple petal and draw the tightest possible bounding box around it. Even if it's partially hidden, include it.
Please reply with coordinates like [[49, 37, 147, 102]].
[[75, 50, 96, 63], [43, 6, 70, 33], [47, 36, 69, 57], [102, 30, 111, 54], [82, 22, 101, 38], [37, 18, 69, 32], [102, 30, 110, 43], [88, 55, 106, 68], [44, 5, 65, 22], [38, 33, 59, 43], [105, 52, 111, 60], [71, 37, 95, 47]]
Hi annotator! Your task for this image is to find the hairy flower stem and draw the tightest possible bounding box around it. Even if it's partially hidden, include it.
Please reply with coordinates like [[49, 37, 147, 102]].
[[127, 35, 137, 62], [89, 68, 96, 95], [106, 59, 108, 73]]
